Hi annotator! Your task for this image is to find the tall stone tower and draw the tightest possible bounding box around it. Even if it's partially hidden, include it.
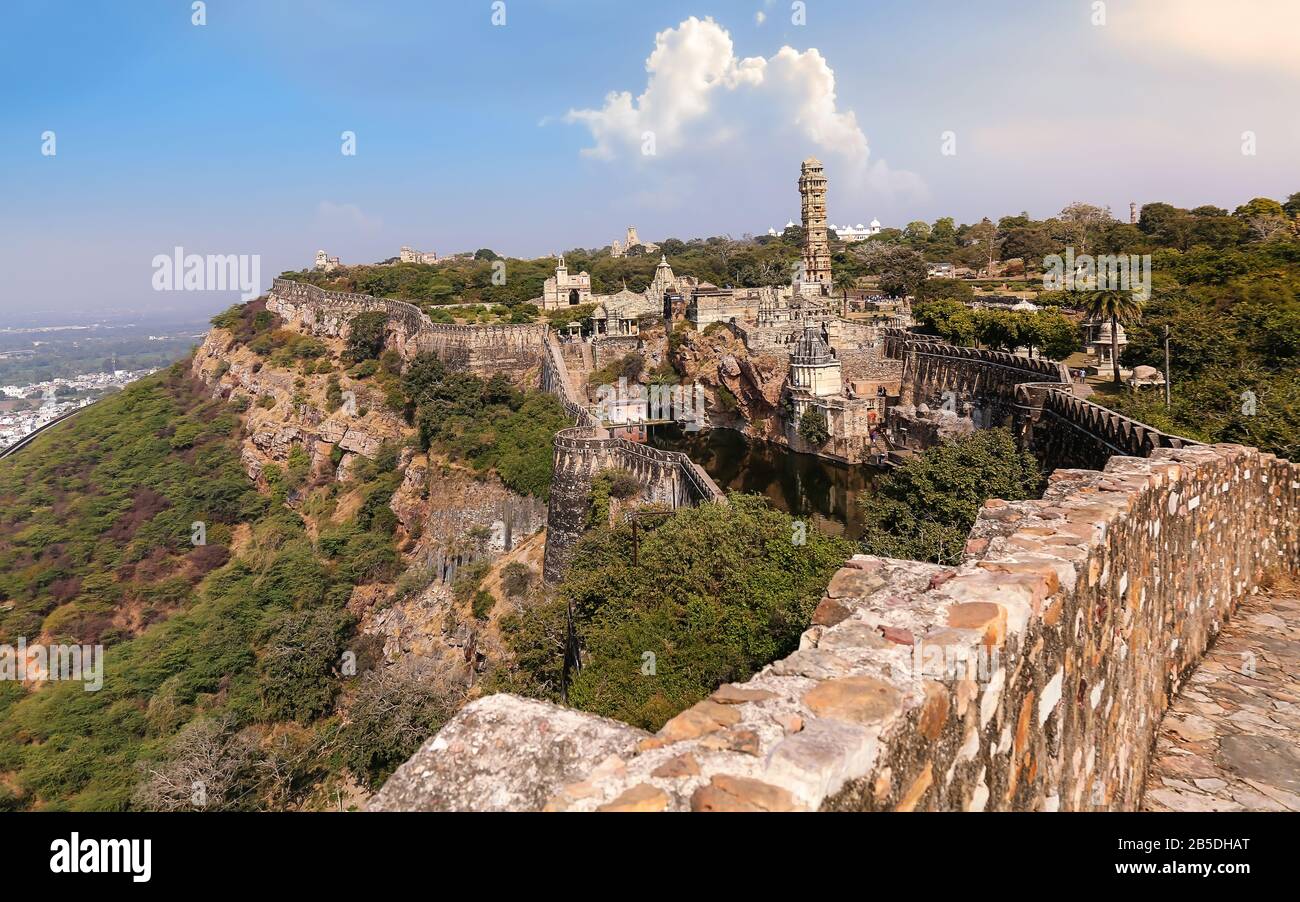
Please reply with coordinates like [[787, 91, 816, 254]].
[[798, 157, 832, 295]]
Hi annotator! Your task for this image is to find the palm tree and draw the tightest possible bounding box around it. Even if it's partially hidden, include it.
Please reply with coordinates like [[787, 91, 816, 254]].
[[1081, 289, 1143, 385], [834, 271, 857, 318]]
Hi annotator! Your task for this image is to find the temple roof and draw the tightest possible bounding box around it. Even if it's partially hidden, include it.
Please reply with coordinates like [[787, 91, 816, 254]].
[[791, 323, 835, 364]]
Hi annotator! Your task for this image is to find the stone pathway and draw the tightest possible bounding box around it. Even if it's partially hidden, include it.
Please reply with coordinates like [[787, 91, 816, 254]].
[[1142, 583, 1300, 812]]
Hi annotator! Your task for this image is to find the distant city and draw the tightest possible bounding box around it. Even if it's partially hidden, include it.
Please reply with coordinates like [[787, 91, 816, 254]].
[[0, 368, 158, 450]]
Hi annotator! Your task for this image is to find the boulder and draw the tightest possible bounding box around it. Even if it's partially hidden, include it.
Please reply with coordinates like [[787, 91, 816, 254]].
[[366, 695, 649, 812]]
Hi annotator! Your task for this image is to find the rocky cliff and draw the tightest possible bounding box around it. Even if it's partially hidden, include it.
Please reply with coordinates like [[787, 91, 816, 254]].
[[189, 309, 552, 765], [191, 327, 407, 487], [669, 325, 787, 441]]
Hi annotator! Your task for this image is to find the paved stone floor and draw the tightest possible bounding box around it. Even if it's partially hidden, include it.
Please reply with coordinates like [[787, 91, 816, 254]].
[[1142, 582, 1300, 811]]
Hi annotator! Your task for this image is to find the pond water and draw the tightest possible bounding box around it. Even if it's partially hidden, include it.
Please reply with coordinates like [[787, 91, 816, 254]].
[[649, 426, 883, 540]]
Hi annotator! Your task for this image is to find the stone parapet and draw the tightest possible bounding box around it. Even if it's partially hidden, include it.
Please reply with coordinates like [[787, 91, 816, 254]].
[[391, 443, 1298, 811], [268, 278, 546, 378], [542, 424, 724, 583], [1020, 383, 1198, 471]]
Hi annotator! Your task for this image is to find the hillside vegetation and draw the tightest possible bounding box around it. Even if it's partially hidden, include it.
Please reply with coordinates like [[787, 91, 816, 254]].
[[491, 495, 852, 731], [0, 362, 434, 809]]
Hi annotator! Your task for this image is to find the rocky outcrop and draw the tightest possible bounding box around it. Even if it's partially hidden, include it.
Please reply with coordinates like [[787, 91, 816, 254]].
[[364, 695, 648, 812], [669, 326, 785, 433], [190, 326, 406, 483]]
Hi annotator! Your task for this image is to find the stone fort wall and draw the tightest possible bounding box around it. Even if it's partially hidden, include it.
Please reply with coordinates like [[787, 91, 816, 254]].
[[366, 326, 1299, 812], [883, 326, 1071, 425], [538, 329, 724, 582], [269, 281, 722, 581], [543, 425, 724, 583], [371, 441, 1300, 811], [881, 328, 1196, 471], [268, 278, 547, 379]]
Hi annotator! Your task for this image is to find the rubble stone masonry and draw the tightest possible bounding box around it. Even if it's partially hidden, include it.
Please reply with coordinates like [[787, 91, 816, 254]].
[[369, 442, 1299, 811], [268, 279, 546, 380]]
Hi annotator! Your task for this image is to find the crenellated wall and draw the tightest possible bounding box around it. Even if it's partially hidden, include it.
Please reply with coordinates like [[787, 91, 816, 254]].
[[881, 328, 1196, 471], [369, 442, 1300, 811], [268, 278, 547, 379], [1017, 382, 1198, 471], [882, 327, 1071, 428], [542, 425, 724, 583]]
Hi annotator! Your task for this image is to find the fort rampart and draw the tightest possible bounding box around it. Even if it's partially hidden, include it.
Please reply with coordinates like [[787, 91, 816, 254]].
[[266, 280, 724, 584], [368, 328, 1298, 813], [372, 441, 1300, 811], [542, 425, 724, 583], [881, 327, 1196, 470], [268, 278, 547, 378]]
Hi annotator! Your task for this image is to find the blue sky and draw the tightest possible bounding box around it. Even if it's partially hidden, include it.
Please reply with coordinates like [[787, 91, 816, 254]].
[[1, 0, 1296, 323]]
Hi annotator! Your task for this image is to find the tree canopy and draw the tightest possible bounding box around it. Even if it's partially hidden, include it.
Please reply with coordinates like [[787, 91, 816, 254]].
[[860, 428, 1044, 565]]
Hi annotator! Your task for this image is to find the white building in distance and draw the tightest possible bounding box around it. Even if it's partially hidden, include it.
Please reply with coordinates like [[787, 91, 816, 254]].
[[830, 220, 882, 242], [399, 246, 438, 264], [768, 220, 882, 242]]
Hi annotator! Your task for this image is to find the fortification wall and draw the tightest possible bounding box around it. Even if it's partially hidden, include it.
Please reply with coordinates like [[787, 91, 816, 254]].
[[880, 328, 1195, 471], [371, 442, 1300, 811], [592, 336, 640, 369], [268, 278, 546, 379], [541, 333, 597, 426], [839, 349, 902, 382], [882, 327, 1071, 427], [542, 425, 724, 583], [1017, 382, 1198, 471]]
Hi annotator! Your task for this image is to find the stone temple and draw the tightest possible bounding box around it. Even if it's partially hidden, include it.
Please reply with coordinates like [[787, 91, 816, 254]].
[[787, 321, 843, 420], [531, 158, 899, 464]]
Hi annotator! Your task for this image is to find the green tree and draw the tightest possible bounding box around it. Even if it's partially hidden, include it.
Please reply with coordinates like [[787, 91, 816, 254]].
[[902, 220, 932, 244], [912, 298, 975, 345], [798, 405, 830, 446], [1028, 309, 1079, 360], [549, 496, 852, 730], [833, 270, 857, 316], [1080, 289, 1144, 384], [1282, 191, 1300, 220], [860, 429, 1044, 565], [873, 246, 928, 298], [966, 218, 1001, 276], [258, 608, 353, 723], [915, 278, 973, 305], [346, 312, 388, 362]]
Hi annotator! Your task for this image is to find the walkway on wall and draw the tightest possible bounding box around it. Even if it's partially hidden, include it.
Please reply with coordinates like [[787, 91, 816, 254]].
[[1142, 579, 1300, 811]]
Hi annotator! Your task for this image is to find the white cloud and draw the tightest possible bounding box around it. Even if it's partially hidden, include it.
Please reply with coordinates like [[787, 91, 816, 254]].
[[755, 11, 766, 26], [557, 16, 925, 221], [1110, 0, 1300, 78], [563, 16, 870, 166]]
